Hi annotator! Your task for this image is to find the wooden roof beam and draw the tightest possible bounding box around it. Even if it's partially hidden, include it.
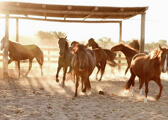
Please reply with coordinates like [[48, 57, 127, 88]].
[[83, 7, 99, 20]]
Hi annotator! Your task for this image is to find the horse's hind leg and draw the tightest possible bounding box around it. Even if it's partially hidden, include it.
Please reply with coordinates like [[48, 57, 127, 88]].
[[96, 65, 101, 80], [17, 61, 21, 77], [98, 61, 106, 81], [26, 59, 33, 77], [155, 78, 163, 101], [144, 80, 149, 103]]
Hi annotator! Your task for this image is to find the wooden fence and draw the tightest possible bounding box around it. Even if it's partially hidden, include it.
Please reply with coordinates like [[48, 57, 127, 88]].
[[0, 47, 127, 69]]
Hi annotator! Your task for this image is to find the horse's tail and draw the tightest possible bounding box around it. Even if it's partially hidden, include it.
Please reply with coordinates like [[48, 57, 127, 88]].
[[35, 46, 44, 76], [125, 68, 135, 90], [35, 47, 44, 66]]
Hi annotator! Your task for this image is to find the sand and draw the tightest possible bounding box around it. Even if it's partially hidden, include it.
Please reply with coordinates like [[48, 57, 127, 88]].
[[0, 68, 168, 120]]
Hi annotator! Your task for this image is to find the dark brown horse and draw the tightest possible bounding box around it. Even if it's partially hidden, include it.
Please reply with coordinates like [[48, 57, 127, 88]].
[[111, 43, 138, 75], [56, 36, 74, 87], [0, 37, 44, 77], [125, 45, 167, 103], [71, 43, 96, 97], [128, 39, 140, 51], [87, 38, 116, 81], [71, 40, 107, 81], [87, 38, 117, 67]]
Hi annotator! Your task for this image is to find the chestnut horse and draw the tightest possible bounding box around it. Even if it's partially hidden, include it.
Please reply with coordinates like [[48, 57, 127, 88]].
[[56, 36, 74, 87], [125, 45, 167, 103], [71, 44, 96, 97], [111, 43, 138, 75], [0, 37, 44, 77]]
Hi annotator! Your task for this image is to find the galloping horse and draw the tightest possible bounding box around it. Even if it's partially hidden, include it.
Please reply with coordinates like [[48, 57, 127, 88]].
[[56, 36, 74, 87], [87, 38, 116, 67], [87, 38, 116, 81], [71, 43, 96, 97], [125, 45, 167, 103], [0, 37, 44, 77], [111, 43, 138, 75], [128, 40, 140, 51]]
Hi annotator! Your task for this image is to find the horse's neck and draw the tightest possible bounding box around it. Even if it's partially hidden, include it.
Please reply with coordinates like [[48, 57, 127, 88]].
[[92, 43, 100, 49], [121, 47, 137, 57]]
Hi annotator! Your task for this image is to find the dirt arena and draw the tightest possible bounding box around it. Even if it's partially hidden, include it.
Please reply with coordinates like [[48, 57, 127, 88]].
[[0, 66, 168, 120]]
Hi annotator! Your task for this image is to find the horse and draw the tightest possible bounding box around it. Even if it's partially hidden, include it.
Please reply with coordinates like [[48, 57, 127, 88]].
[[125, 45, 167, 103], [0, 37, 44, 77], [128, 39, 140, 51], [87, 38, 117, 67], [71, 43, 96, 97], [87, 38, 116, 80], [71, 39, 107, 81], [111, 43, 138, 75], [55, 36, 74, 87]]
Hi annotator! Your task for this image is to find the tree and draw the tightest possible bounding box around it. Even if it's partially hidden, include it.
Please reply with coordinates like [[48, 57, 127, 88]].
[[35, 31, 67, 46], [97, 37, 114, 48]]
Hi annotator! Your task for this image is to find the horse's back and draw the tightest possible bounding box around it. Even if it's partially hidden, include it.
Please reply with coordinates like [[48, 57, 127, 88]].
[[131, 53, 149, 78], [93, 48, 107, 64], [86, 49, 96, 74]]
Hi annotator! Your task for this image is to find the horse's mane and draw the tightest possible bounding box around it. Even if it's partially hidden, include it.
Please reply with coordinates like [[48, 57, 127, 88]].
[[149, 48, 161, 59], [120, 43, 138, 52]]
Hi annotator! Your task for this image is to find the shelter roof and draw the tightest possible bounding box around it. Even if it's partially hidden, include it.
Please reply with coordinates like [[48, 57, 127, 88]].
[[0, 2, 148, 23]]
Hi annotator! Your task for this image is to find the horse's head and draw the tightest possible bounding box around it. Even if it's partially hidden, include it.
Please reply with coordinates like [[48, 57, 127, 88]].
[[71, 44, 87, 71], [158, 45, 167, 73], [58, 36, 68, 57], [0, 37, 5, 51], [86, 38, 95, 47], [111, 43, 124, 52]]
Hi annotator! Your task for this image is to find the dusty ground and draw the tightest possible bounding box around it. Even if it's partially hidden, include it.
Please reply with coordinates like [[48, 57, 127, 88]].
[[0, 66, 168, 120]]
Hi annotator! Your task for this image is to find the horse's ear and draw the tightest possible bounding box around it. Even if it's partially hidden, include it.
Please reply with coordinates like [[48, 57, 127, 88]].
[[159, 44, 162, 50], [71, 43, 78, 54], [65, 36, 67, 39], [58, 36, 60, 39]]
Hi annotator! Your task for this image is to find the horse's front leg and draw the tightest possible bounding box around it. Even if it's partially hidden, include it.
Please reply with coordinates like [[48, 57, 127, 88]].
[[155, 78, 163, 101], [144, 80, 149, 103], [56, 64, 62, 82], [26, 59, 33, 77], [62, 66, 68, 87], [74, 75, 79, 97]]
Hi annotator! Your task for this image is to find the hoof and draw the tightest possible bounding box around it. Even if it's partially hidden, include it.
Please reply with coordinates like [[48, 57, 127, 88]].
[[82, 88, 86, 93], [155, 95, 160, 101], [56, 78, 59, 82], [98, 90, 104, 95]]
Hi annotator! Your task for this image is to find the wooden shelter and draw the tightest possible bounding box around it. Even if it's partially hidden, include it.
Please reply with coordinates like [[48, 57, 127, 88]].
[[0, 1, 148, 78]]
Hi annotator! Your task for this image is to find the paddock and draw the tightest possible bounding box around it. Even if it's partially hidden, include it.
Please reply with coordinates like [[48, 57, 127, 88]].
[[0, 67, 168, 119]]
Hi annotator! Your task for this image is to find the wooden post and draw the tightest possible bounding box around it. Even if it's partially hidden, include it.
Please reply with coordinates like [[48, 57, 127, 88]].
[[3, 13, 9, 79], [15, 18, 19, 71], [118, 22, 122, 70], [140, 13, 146, 53], [16, 18, 19, 42]]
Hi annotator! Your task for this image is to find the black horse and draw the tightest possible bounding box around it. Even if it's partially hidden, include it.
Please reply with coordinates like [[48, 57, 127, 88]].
[[56, 36, 74, 87], [0, 37, 44, 77]]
